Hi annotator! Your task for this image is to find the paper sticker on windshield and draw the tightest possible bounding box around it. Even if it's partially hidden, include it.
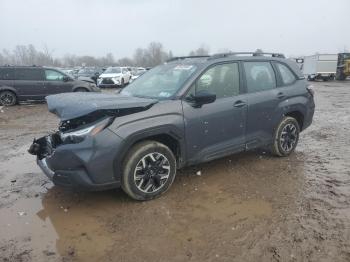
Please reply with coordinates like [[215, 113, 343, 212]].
[[174, 65, 194, 70], [159, 92, 172, 97]]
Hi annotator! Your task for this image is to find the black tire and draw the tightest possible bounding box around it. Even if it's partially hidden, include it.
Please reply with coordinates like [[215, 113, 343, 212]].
[[120, 78, 125, 88], [121, 141, 177, 201], [74, 87, 88, 92], [271, 117, 300, 157], [0, 90, 17, 106]]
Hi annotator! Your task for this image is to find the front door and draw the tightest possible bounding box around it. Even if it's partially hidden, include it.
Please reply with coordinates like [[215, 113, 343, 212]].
[[44, 69, 73, 95], [182, 62, 247, 164]]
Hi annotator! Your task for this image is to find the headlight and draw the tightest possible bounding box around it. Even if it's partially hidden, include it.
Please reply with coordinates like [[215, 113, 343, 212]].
[[89, 83, 96, 88], [60, 117, 112, 143]]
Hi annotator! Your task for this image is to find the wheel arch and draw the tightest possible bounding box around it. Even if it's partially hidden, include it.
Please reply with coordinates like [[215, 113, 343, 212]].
[[0, 85, 18, 95], [284, 110, 304, 131], [73, 86, 89, 92], [113, 128, 186, 181]]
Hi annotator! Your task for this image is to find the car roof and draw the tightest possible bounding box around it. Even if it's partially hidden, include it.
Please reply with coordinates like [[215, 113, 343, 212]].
[[165, 52, 303, 78]]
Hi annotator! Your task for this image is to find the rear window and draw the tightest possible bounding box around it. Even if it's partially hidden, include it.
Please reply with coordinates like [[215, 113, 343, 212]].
[[0, 68, 15, 80], [15, 68, 44, 81]]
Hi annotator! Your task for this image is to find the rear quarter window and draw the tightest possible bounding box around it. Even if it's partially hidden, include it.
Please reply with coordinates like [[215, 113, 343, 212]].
[[15, 68, 44, 81], [276, 63, 296, 85], [0, 68, 15, 80]]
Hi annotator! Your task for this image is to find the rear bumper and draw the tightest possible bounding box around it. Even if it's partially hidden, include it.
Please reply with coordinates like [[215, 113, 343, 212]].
[[303, 100, 315, 131], [31, 128, 124, 191]]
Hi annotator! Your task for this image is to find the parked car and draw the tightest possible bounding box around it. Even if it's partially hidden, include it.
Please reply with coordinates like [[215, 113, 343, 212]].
[[29, 53, 315, 200], [0, 66, 100, 106], [76, 67, 103, 84], [97, 66, 131, 88], [60, 68, 76, 78], [130, 68, 146, 82]]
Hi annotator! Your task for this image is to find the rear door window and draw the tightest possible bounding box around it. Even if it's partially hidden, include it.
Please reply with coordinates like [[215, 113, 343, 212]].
[[15, 68, 44, 81], [244, 62, 276, 93], [0, 68, 15, 80], [275, 63, 296, 85]]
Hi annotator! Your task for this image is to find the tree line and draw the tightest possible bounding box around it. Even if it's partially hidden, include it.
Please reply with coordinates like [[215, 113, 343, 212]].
[[0, 42, 210, 68]]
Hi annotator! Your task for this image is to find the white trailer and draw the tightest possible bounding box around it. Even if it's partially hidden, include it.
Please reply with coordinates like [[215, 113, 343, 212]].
[[302, 54, 337, 81]]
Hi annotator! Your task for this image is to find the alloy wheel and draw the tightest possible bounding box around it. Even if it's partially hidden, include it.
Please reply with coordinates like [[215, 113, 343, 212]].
[[133, 152, 171, 193], [280, 123, 298, 152], [0, 92, 15, 106]]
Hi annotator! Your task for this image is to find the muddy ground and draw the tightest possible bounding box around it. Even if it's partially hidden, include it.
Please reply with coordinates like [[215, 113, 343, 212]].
[[0, 81, 349, 262]]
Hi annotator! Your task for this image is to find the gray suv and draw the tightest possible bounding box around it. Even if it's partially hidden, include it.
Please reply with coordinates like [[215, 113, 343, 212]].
[[29, 53, 315, 200], [0, 66, 100, 106]]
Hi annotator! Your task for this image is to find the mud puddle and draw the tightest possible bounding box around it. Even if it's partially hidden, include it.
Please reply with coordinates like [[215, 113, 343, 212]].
[[1, 146, 285, 261], [1, 83, 350, 261]]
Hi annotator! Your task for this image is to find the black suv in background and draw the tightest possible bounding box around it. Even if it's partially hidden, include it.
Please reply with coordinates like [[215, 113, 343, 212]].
[[0, 66, 100, 106]]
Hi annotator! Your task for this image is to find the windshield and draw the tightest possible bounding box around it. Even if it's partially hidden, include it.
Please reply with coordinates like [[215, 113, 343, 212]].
[[104, 67, 121, 74], [121, 63, 197, 99]]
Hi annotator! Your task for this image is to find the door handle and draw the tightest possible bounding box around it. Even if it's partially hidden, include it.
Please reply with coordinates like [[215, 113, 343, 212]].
[[277, 92, 285, 99], [233, 100, 246, 108]]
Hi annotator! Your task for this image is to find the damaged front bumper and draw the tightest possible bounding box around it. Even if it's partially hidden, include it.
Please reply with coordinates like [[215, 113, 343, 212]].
[[28, 129, 124, 191]]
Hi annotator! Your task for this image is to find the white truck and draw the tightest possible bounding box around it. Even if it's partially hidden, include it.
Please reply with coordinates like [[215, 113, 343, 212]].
[[302, 54, 337, 81]]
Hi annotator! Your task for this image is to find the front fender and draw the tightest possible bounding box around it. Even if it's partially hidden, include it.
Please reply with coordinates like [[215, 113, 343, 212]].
[[109, 100, 186, 172]]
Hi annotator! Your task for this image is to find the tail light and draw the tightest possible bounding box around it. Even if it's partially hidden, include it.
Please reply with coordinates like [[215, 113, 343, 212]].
[[306, 85, 314, 97]]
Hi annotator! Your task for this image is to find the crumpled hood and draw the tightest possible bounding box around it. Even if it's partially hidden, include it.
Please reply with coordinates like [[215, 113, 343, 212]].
[[46, 92, 157, 121]]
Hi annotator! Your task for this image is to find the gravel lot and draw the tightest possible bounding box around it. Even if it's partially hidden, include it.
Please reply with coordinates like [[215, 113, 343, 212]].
[[0, 81, 349, 262]]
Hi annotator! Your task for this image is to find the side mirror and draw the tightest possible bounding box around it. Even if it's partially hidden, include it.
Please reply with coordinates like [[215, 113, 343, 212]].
[[187, 90, 216, 107], [95, 72, 100, 76], [63, 76, 70, 82]]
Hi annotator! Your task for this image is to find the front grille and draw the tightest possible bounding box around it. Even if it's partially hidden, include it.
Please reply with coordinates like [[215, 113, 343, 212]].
[[102, 78, 114, 84]]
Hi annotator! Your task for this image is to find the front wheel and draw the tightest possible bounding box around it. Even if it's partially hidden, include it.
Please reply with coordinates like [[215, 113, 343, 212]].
[[74, 87, 88, 92], [271, 117, 300, 157], [121, 141, 177, 200]]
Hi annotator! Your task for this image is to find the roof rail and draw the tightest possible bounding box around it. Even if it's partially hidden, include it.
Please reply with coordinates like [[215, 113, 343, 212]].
[[209, 52, 285, 60], [166, 55, 210, 62], [0, 64, 43, 67]]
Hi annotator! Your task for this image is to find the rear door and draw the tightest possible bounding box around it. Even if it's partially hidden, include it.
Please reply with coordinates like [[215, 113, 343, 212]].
[[14, 68, 46, 100], [44, 69, 73, 94], [243, 61, 281, 148], [182, 62, 247, 164]]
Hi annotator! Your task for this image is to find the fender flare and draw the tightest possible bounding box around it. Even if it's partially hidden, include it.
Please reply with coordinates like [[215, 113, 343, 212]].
[[0, 85, 18, 95]]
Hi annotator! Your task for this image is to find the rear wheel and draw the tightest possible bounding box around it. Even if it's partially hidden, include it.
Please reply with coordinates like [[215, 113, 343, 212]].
[[0, 90, 17, 106], [271, 117, 300, 157], [121, 141, 177, 201]]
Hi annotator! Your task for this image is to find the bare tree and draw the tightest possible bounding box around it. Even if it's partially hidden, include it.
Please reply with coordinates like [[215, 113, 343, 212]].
[[189, 45, 210, 56], [0, 42, 211, 68]]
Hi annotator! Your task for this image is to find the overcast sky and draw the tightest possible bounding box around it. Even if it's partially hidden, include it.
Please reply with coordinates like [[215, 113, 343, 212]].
[[0, 0, 348, 58]]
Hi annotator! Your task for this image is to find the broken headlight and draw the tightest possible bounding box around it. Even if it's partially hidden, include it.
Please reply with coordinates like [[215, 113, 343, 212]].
[[60, 117, 112, 143]]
